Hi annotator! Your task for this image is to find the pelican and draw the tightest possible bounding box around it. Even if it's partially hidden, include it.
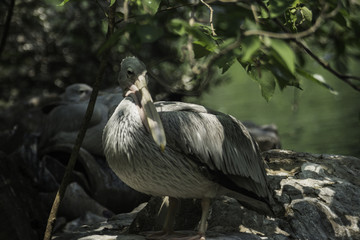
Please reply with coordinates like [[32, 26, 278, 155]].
[[40, 83, 122, 156], [103, 57, 273, 239]]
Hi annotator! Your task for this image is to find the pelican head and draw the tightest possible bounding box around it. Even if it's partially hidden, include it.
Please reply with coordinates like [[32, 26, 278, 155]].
[[62, 83, 93, 102], [118, 57, 166, 151]]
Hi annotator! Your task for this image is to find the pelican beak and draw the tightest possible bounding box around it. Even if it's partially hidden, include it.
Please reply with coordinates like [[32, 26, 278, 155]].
[[128, 73, 166, 151]]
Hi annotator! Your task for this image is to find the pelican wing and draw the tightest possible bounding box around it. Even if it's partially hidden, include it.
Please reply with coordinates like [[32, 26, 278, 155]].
[[40, 101, 105, 146], [50, 102, 103, 130], [156, 101, 270, 198]]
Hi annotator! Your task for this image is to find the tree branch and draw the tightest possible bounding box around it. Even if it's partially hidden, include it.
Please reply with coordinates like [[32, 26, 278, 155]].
[[149, 39, 241, 97], [123, 0, 129, 22], [0, 0, 15, 58], [42, 2, 117, 240], [95, 0, 107, 18], [253, 1, 360, 91], [200, 0, 216, 36], [115, 3, 195, 25], [294, 39, 360, 91], [195, 40, 241, 91], [244, 3, 338, 40], [250, 4, 260, 24]]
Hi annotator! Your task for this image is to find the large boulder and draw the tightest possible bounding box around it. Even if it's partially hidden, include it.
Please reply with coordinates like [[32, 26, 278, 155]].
[[243, 122, 281, 152], [53, 149, 360, 239], [0, 151, 48, 240]]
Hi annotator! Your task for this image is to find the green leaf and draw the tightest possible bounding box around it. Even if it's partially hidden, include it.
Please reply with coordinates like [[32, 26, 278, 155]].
[[245, 66, 276, 101], [168, 19, 188, 36], [110, 0, 116, 7], [267, 64, 300, 90], [257, 71, 276, 101], [189, 26, 217, 52], [270, 39, 296, 74], [243, 18, 259, 30], [301, 6, 312, 22], [240, 36, 261, 62], [136, 25, 163, 43], [116, 11, 124, 19], [168, 19, 217, 52], [297, 68, 338, 95], [193, 43, 211, 59], [333, 10, 348, 28], [216, 56, 236, 74], [58, 0, 70, 6], [142, 0, 161, 15], [97, 28, 126, 55], [267, 0, 296, 18]]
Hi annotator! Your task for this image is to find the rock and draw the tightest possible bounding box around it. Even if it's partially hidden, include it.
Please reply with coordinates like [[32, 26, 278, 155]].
[[39, 144, 149, 214], [243, 122, 281, 152], [265, 150, 360, 239], [59, 182, 113, 220], [63, 212, 108, 233], [53, 149, 360, 240], [53, 202, 147, 240], [0, 151, 47, 240]]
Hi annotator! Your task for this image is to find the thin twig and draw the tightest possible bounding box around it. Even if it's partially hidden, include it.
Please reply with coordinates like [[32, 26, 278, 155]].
[[200, 0, 216, 36], [251, 4, 260, 24], [42, 2, 117, 240], [186, 11, 196, 66], [95, 0, 107, 17], [294, 39, 360, 90], [0, 0, 15, 58], [205, 40, 241, 69], [115, 3, 194, 25], [123, 0, 129, 22], [158, 3, 194, 13], [148, 39, 241, 97], [196, 40, 241, 89]]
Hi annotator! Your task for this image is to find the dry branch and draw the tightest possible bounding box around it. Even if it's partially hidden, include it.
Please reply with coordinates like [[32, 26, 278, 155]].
[[0, 0, 15, 58], [42, 2, 118, 240], [200, 0, 217, 36]]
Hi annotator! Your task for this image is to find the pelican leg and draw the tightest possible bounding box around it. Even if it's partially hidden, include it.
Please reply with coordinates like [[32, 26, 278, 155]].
[[198, 198, 210, 239], [146, 197, 179, 239], [163, 196, 179, 233], [170, 198, 210, 240]]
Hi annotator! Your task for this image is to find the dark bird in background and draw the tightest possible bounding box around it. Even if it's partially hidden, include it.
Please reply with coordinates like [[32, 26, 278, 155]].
[[40, 83, 122, 156], [103, 57, 273, 240]]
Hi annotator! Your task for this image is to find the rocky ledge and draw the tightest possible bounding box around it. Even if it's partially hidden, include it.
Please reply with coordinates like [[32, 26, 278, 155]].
[[52, 149, 360, 240]]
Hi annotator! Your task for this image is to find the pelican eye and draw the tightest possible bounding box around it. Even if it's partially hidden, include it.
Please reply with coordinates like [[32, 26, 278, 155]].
[[127, 68, 134, 76]]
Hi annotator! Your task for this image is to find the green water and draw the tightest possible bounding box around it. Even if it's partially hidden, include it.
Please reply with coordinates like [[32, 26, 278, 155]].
[[186, 61, 360, 157]]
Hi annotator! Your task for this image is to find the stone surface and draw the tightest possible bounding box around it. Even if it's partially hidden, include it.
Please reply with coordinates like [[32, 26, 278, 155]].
[[0, 151, 47, 240], [243, 122, 281, 152], [39, 144, 150, 215], [51, 149, 360, 240]]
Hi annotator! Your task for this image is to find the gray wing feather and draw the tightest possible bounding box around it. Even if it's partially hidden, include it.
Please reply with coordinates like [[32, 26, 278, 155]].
[[156, 101, 268, 192], [41, 101, 104, 145]]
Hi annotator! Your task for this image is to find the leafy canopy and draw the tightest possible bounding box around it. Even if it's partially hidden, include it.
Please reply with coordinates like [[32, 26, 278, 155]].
[[60, 0, 360, 100]]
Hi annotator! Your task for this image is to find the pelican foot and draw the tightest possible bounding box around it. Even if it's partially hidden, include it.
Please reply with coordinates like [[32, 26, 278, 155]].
[[143, 231, 204, 240], [142, 230, 176, 240], [170, 232, 205, 240]]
